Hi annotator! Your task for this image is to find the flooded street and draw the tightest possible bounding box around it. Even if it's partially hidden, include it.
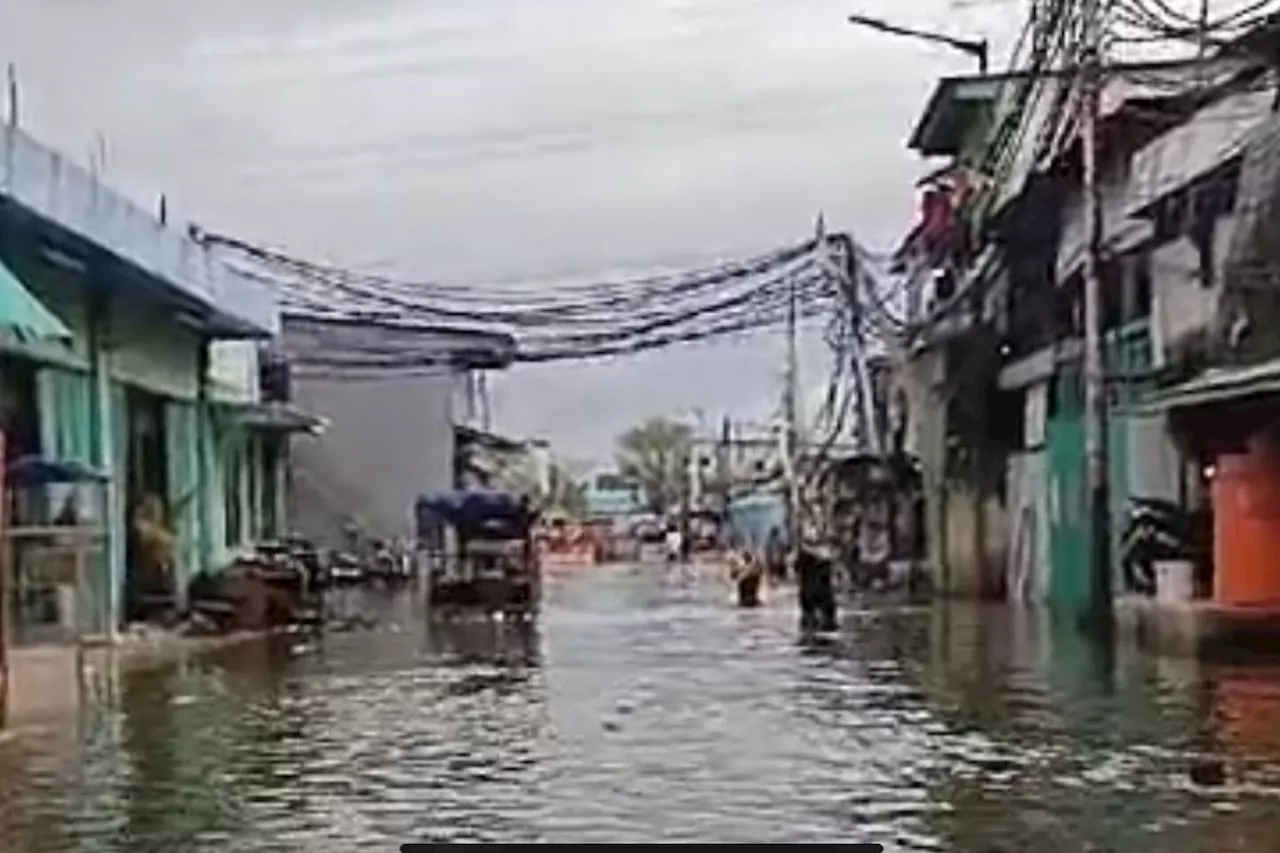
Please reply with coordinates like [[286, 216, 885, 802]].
[[4, 565, 1280, 851]]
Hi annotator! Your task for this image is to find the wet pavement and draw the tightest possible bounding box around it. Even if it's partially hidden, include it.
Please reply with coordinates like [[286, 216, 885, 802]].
[[4, 564, 1280, 851]]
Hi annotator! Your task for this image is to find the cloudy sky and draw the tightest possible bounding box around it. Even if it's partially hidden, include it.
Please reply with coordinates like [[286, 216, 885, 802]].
[[2, 0, 1015, 459]]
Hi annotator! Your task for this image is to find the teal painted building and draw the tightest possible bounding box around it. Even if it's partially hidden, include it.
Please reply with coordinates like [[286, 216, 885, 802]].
[[0, 125, 281, 639], [582, 485, 646, 522]]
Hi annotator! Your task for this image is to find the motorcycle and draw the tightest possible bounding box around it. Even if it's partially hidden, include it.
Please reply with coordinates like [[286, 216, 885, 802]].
[[367, 538, 412, 585], [1120, 496, 1209, 596], [328, 549, 368, 586]]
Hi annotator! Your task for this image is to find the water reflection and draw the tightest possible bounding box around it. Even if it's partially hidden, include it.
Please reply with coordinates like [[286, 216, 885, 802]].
[[4, 572, 1280, 850]]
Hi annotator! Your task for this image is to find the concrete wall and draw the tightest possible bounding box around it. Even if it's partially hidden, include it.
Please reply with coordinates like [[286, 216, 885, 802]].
[[1005, 450, 1051, 602], [897, 346, 948, 581], [1128, 412, 1182, 501], [1148, 215, 1235, 366], [288, 367, 456, 546], [278, 316, 516, 547], [942, 483, 1007, 598]]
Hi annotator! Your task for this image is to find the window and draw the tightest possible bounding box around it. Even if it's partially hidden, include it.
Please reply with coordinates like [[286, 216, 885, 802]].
[[1128, 253, 1153, 321]]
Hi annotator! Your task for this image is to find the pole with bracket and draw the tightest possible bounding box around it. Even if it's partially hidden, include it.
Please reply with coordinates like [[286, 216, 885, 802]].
[[1080, 0, 1113, 627]]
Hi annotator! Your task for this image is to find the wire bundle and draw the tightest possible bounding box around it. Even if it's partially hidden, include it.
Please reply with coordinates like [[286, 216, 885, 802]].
[[203, 229, 848, 364], [1112, 0, 1280, 47]]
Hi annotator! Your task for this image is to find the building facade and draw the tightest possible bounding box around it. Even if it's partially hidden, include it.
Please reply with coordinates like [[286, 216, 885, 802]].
[[0, 123, 279, 639], [889, 33, 1280, 615]]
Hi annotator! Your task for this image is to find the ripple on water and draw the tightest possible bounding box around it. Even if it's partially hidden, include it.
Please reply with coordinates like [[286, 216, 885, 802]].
[[5, 572, 1280, 851]]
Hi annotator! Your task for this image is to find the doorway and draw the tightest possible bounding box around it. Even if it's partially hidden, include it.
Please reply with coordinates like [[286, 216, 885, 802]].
[[123, 387, 170, 622], [0, 355, 45, 643], [0, 355, 40, 468]]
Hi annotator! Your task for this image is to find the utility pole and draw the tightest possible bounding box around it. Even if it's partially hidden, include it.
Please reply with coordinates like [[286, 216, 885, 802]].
[[1080, 0, 1112, 626], [782, 223, 804, 558]]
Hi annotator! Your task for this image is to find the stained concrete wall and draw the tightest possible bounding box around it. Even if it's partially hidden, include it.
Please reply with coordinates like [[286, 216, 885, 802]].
[[278, 317, 514, 547], [288, 367, 458, 547], [1149, 215, 1235, 365], [1006, 450, 1051, 602], [897, 345, 947, 583], [942, 483, 1007, 598]]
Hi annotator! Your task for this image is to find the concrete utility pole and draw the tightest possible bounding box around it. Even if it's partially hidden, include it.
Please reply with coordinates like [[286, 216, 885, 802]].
[[782, 220, 807, 557], [1080, 0, 1112, 625]]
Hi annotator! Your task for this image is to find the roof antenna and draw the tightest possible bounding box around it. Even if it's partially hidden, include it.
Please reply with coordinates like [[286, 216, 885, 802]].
[[6, 63, 18, 128], [87, 133, 108, 182]]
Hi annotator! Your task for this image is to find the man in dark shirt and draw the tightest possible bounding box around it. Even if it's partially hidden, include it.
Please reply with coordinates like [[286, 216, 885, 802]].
[[795, 544, 837, 632]]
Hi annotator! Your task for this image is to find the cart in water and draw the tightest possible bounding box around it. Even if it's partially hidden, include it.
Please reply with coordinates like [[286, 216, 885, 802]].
[[415, 489, 541, 621]]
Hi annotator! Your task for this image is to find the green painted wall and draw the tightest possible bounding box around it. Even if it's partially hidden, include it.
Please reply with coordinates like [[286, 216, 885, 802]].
[[1047, 323, 1152, 611], [10, 261, 273, 632], [1047, 387, 1088, 611]]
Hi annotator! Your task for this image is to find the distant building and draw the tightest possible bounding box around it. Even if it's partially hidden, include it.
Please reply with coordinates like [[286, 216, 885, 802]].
[[582, 473, 646, 522]]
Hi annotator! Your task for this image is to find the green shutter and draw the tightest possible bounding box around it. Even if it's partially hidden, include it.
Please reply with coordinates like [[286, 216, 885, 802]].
[[36, 367, 93, 465]]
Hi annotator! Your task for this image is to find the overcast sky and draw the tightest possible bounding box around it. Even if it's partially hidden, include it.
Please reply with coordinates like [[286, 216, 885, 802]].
[[2, 0, 1016, 460]]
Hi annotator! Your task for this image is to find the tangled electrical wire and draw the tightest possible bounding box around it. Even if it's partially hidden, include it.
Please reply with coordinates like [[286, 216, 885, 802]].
[[1111, 0, 1280, 48], [202, 228, 852, 364]]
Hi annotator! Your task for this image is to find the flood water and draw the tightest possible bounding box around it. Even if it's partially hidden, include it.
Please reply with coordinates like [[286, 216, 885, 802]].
[[4, 564, 1280, 851]]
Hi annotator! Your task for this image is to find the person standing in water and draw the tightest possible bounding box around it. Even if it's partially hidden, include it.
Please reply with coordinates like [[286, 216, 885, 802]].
[[664, 524, 684, 564], [729, 548, 763, 608], [764, 526, 787, 582], [796, 541, 838, 632]]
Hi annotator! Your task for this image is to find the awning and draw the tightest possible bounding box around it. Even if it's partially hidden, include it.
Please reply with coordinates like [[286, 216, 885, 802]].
[[0, 257, 71, 341], [236, 401, 327, 434], [1137, 357, 1280, 414]]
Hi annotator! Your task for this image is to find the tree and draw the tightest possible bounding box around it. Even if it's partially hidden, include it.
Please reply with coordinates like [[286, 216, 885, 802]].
[[547, 463, 587, 516], [614, 417, 693, 514]]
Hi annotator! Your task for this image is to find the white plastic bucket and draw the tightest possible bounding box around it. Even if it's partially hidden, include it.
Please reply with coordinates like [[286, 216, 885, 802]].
[[1155, 559, 1195, 603]]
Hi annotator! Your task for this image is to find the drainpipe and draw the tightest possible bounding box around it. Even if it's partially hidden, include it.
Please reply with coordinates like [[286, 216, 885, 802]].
[[88, 288, 120, 643]]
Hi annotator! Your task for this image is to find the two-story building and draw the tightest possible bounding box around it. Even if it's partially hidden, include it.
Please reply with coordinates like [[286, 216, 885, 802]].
[[891, 32, 1278, 615]]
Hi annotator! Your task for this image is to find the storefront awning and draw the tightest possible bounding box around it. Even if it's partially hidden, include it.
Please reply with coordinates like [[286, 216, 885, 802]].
[[0, 257, 71, 341], [1137, 357, 1280, 414], [236, 402, 327, 434]]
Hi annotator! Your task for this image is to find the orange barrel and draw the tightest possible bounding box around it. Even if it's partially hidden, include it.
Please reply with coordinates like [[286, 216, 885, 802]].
[[1213, 451, 1280, 606]]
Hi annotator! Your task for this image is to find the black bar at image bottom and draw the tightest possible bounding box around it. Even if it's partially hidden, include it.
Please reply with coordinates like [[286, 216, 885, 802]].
[[396, 840, 880, 845]]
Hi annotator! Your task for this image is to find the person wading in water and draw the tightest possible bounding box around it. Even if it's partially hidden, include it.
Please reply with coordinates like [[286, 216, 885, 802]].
[[728, 548, 763, 608], [664, 524, 684, 565], [764, 526, 787, 582], [795, 539, 837, 632]]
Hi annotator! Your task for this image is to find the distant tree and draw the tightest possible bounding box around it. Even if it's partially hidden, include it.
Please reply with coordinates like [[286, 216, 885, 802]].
[[547, 463, 587, 516], [614, 417, 693, 514]]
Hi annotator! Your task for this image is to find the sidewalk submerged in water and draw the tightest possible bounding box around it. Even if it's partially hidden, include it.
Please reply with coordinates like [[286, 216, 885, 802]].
[[3, 625, 300, 732], [1116, 595, 1280, 661]]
